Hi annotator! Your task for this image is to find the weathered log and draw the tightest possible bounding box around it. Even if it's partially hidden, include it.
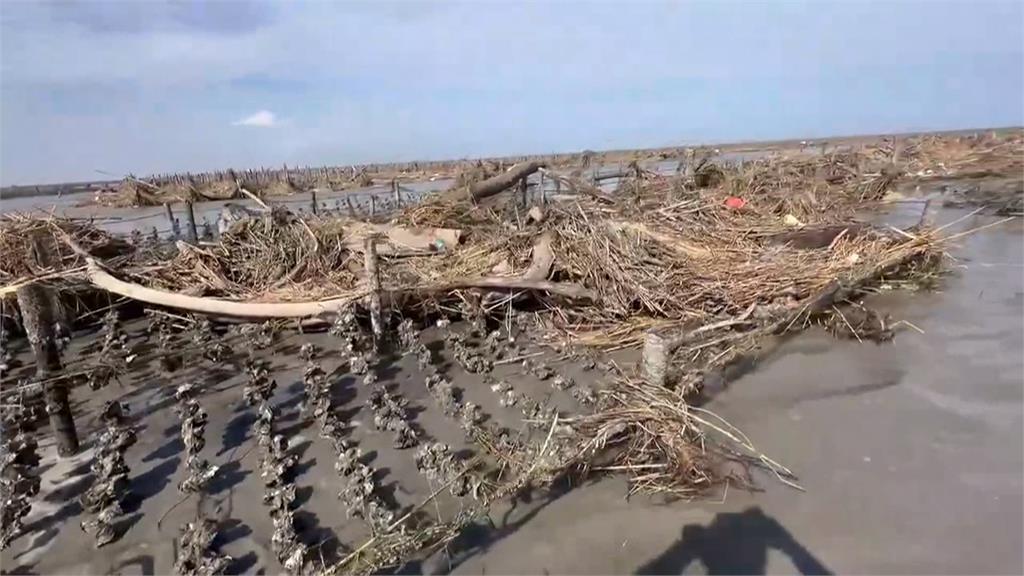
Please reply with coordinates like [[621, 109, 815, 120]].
[[467, 161, 544, 201]]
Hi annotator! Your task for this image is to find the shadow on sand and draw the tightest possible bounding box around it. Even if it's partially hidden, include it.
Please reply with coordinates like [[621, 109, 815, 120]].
[[635, 507, 832, 575]]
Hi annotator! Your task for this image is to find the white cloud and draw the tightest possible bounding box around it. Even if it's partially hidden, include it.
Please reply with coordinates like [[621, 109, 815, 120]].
[[233, 110, 277, 127]]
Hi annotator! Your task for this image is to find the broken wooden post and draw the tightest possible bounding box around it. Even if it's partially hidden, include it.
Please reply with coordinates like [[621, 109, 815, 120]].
[[642, 330, 672, 387], [392, 179, 402, 206], [345, 196, 357, 218], [310, 190, 319, 215], [538, 171, 546, 205], [518, 176, 528, 208], [163, 203, 178, 239], [370, 195, 376, 217], [363, 235, 384, 350], [16, 236, 79, 456], [184, 201, 198, 243]]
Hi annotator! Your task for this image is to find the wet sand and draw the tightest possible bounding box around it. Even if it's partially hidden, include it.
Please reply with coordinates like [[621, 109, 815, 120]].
[[2, 207, 1021, 575]]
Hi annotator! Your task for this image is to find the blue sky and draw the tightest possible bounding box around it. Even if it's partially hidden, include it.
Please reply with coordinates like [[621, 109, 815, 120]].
[[1, 1, 1021, 185]]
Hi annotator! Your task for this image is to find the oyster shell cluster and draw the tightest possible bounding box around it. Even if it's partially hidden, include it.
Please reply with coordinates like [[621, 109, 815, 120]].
[[0, 404, 40, 549], [79, 401, 136, 548]]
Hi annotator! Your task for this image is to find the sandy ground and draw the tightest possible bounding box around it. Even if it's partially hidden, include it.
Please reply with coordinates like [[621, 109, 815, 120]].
[[2, 203, 1022, 575]]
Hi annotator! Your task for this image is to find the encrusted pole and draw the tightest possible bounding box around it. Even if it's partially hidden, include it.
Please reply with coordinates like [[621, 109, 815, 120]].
[[15, 236, 79, 456], [363, 235, 384, 350]]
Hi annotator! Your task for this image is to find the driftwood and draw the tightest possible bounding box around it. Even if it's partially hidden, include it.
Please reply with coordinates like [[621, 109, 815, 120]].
[[83, 229, 593, 319], [86, 259, 362, 318], [467, 161, 544, 200]]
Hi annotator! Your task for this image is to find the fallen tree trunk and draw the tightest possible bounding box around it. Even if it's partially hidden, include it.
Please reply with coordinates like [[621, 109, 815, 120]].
[[467, 161, 544, 201]]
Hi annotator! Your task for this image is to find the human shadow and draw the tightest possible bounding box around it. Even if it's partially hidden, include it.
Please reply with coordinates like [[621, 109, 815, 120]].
[[142, 436, 185, 463], [111, 553, 155, 576], [122, 456, 181, 514], [428, 474, 577, 574], [634, 507, 833, 575], [218, 410, 255, 456], [208, 460, 251, 496], [225, 551, 259, 575]]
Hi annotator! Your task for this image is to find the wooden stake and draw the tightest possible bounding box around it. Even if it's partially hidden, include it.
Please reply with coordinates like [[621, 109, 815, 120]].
[[163, 203, 178, 239], [184, 202, 198, 243], [363, 235, 384, 350], [392, 179, 401, 206], [310, 190, 319, 215], [345, 196, 357, 218]]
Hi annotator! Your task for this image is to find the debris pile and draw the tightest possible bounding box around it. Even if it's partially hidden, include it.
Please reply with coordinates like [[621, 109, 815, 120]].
[[80, 401, 136, 548]]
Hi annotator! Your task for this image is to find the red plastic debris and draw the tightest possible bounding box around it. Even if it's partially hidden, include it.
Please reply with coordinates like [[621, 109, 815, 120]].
[[724, 196, 747, 209]]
